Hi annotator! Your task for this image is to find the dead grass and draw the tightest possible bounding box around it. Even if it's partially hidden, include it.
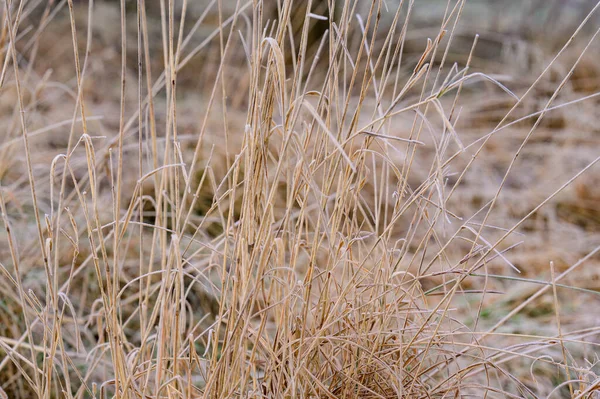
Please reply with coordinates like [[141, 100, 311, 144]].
[[0, 0, 599, 398]]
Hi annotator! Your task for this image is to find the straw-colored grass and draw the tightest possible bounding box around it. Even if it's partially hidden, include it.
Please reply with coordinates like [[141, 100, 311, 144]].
[[0, 0, 599, 398]]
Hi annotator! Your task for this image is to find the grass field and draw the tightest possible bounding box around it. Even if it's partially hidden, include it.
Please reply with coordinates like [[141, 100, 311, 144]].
[[0, 0, 599, 397]]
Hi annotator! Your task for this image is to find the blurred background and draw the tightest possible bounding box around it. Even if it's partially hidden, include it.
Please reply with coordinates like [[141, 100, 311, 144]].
[[4, 0, 598, 315], [1, 1, 600, 397], [6, 0, 600, 316]]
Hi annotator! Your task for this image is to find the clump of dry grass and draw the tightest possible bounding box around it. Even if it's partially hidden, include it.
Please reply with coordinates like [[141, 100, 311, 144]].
[[1, 0, 600, 398]]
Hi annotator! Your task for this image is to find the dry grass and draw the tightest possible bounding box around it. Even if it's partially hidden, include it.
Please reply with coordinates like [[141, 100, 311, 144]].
[[0, 0, 600, 398]]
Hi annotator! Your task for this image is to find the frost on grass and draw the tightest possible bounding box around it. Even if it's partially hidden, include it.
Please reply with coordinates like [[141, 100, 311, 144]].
[[0, 1, 599, 398]]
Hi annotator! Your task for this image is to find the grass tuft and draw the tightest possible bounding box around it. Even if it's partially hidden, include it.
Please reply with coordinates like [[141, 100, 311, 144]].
[[0, 0, 599, 398]]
